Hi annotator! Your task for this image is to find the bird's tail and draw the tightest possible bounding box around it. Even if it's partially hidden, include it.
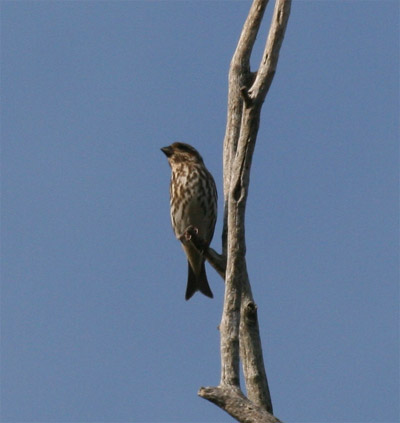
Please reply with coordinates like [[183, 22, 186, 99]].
[[185, 261, 213, 300]]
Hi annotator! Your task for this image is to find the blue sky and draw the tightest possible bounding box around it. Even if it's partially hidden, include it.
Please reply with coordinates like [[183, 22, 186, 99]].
[[1, 1, 398, 422]]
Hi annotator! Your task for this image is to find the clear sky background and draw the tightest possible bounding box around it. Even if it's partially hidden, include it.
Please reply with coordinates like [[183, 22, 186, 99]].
[[1, 1, 398, 422]]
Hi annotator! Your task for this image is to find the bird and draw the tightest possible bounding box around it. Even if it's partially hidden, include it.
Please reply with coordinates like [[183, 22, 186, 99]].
[[161, 142, 217, 300]]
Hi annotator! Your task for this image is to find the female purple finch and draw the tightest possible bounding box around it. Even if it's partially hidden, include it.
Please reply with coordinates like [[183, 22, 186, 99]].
[[161, 142, 217, 300]]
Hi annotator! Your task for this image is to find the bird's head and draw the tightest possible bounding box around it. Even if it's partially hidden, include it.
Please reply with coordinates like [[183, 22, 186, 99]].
[[161, 142, 204, 166]]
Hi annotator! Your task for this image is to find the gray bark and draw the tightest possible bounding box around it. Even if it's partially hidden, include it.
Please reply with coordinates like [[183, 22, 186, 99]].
[[198, 386, 281, 423], [194, 0, 291, 421]]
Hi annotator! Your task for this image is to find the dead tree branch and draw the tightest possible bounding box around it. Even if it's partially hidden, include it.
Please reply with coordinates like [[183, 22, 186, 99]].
[[199, 0, 292, 421], [198, 385, 281, 423]]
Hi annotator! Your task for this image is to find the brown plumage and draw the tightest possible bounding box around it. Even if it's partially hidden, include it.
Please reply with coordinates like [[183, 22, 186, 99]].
[[161, 142, 217, 300]]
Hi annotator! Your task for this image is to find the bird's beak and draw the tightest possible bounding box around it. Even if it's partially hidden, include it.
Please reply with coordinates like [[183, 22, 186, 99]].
[[161, 146, 172, 157]]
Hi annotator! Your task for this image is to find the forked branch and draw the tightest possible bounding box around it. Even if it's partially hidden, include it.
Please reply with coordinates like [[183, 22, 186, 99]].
[[199, 0, 292, 422]]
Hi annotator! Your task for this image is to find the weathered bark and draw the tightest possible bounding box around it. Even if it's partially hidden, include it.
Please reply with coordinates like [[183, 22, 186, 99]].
[[198, 385, 281, 423], [194, 0, 291, 421]]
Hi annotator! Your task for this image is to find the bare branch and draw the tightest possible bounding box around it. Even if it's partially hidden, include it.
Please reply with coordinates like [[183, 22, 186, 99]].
[[222, 0, 270, 256], [232, 0, 270, 71], [219, 0, 273, 393], [224, 0, 291, 413], [200, 0, 291, 420], [198, 385, 280, 423], [249, 0, 292, 103], [240, 296, 273, 413]]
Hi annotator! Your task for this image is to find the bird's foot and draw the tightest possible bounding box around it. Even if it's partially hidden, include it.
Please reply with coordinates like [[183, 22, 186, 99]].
[[181, 225, 198, 241]]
